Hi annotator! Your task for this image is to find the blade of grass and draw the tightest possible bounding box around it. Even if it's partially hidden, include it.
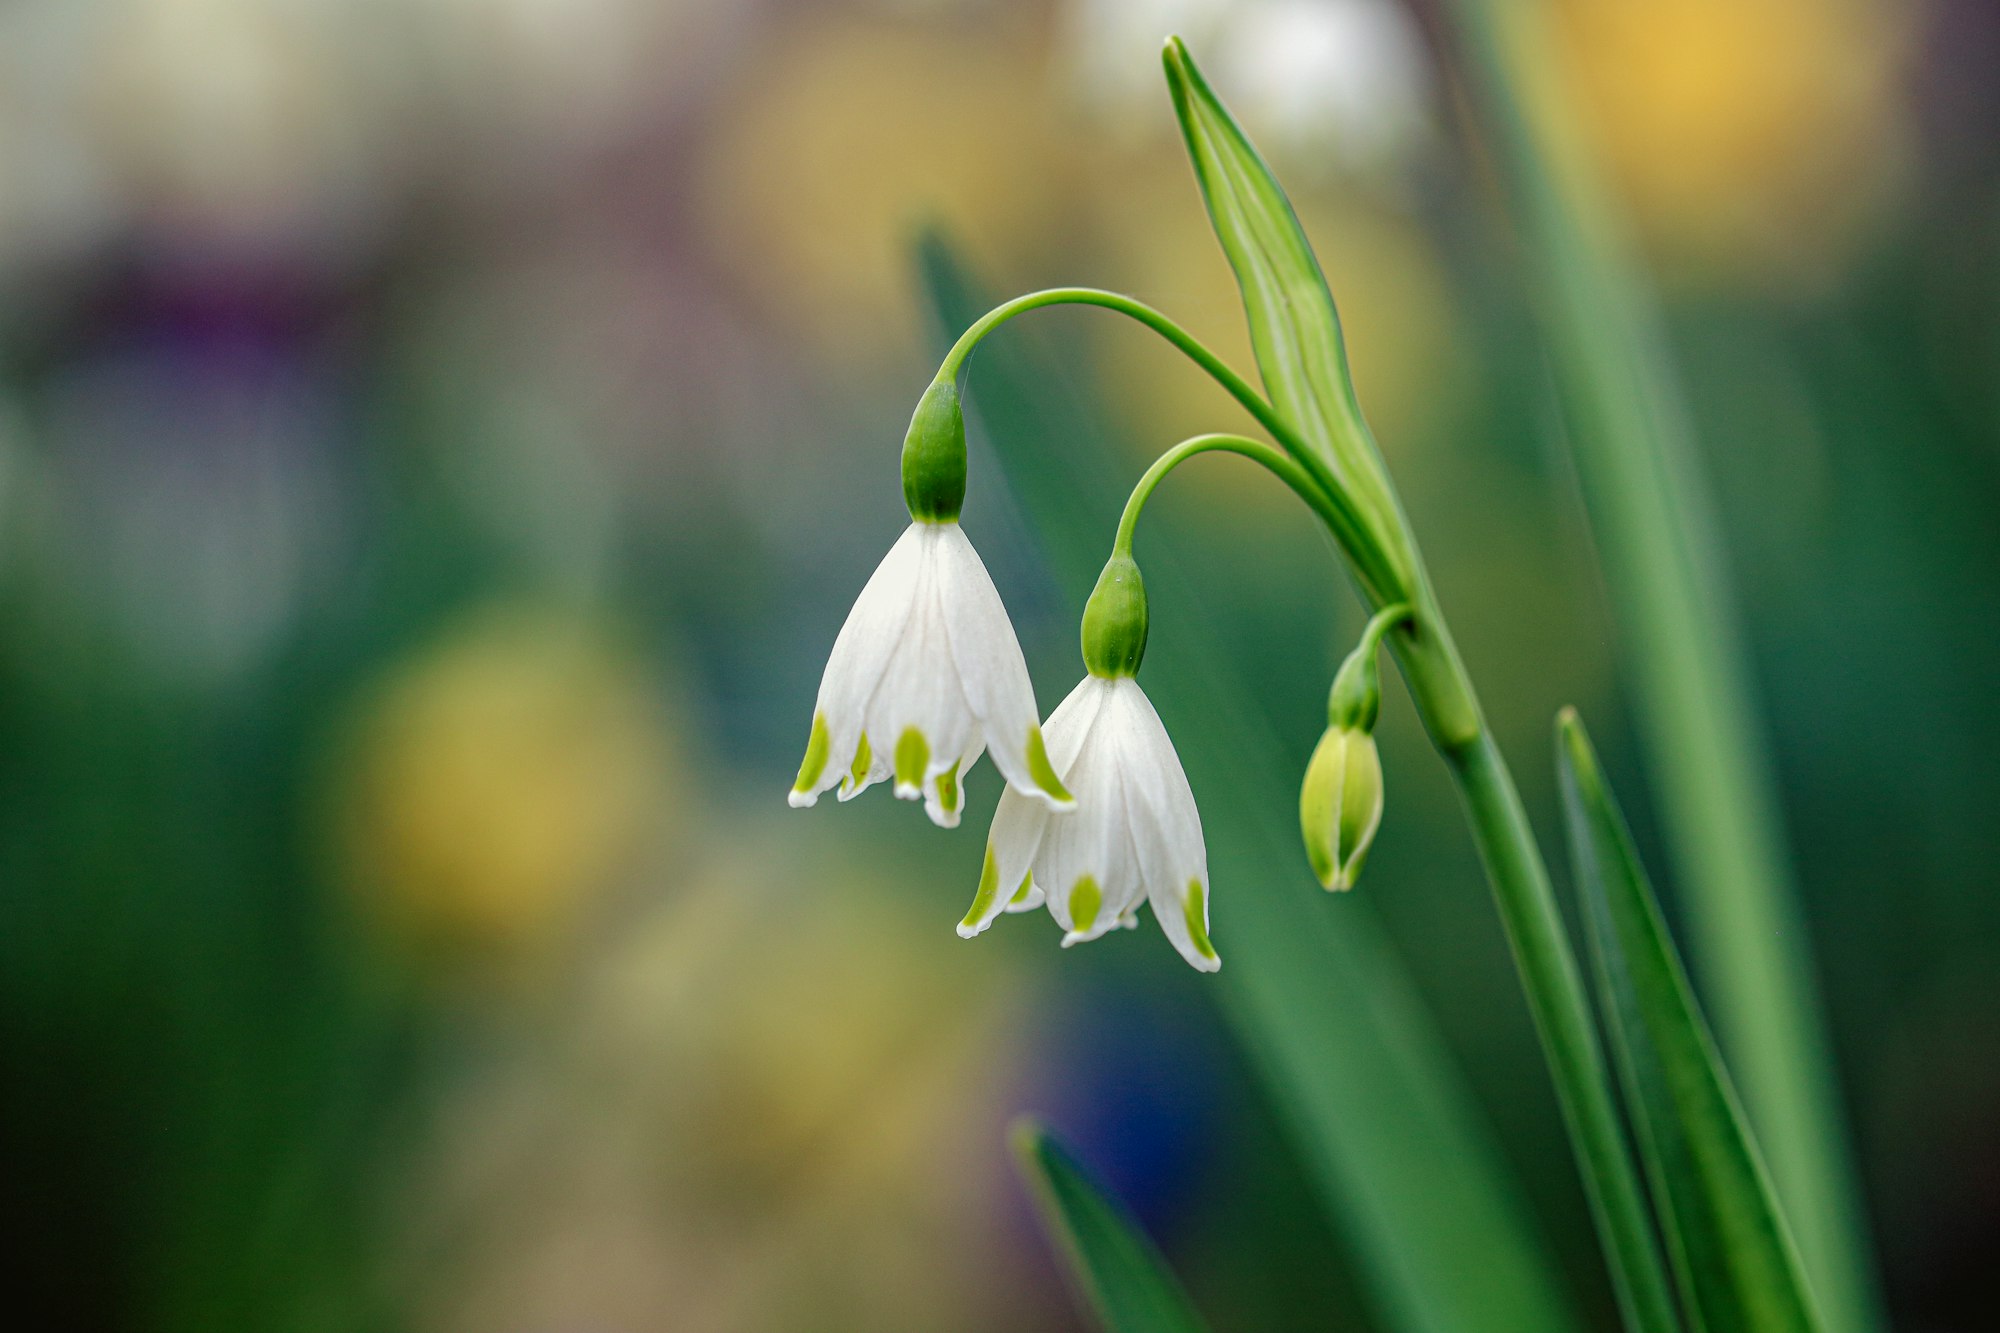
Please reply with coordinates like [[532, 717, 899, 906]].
[[1436, 7, 1880, 1326], [1558, 710, 1823, 1333], [1011, 1119, 1212, 1333], [920, 235, 1583, 1333]]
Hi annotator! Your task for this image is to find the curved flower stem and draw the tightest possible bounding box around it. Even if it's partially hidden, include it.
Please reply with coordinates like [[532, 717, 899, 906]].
[[1112, 434, 1327, 557], [937, 289, 1401, 602]]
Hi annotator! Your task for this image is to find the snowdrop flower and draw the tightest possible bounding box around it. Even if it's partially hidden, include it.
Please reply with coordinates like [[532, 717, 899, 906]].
[[790, 377, 1074, 827], [958, 553, 1219, 972]]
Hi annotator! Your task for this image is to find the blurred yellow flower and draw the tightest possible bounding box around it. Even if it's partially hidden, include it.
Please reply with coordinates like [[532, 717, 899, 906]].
[[1554, 0, 1920, 289], [693, 14, 1072, 369], [399, 848, 1041, 1333], [333, 603, 673, 965]]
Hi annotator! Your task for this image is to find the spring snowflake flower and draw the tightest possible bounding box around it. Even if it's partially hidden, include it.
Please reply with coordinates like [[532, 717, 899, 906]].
[[789, 520, 1075, 828], [958, 556, 1217, 972]]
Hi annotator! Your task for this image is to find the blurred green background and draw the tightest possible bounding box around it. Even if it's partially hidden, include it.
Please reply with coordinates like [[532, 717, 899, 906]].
[[0, 1, 1993, 1330]]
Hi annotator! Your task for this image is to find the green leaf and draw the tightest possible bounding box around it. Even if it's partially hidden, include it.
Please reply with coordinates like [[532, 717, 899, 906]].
[[1557, 710, 1823, 1333], [1160, 36, 1480, 750], [1011, 1120, 1211, 1333], [919, 235, 1583, 1333], [1436, 7, 1881, 1327], [1159, 37, 1395, 552]]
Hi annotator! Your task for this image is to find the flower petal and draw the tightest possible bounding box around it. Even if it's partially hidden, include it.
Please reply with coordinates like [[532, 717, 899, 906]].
[[935, 524, 1072, 810], [863, 534, 978, 825], [1033, 681, 1140, 946], [1110, 680, 1217, 973], [794, 523, 927, 805], [959, 785, 1048, 937]]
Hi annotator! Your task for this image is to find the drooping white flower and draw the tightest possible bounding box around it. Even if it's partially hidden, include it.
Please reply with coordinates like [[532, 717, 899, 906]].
[[958, 674, 1218, 973], [790, 520, 1074, 828]]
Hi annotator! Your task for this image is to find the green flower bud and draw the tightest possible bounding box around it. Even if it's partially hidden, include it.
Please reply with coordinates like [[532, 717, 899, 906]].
[[902, 376, 966, 522], [1301, 603, 1407, 890], [1299, 723, 1383, 891], [1080, 553, 1149, 678]]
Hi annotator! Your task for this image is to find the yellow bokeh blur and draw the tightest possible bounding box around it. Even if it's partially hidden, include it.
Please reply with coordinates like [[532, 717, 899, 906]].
[[400, 848, 1038, 1333], [332, 601, 674, 967], [693, 13, 1074, 370], [1554, 0, 1919, 288]]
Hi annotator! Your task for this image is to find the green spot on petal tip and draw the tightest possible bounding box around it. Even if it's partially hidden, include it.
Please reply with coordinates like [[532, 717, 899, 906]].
[[1069, 876, 1101, 937], [894, 727, 930, 791], [1025, 727, 1072, 805], [961, 846, 1000, 932], [847, 731, 871, 789], [793, 711, 830, 794], [1184, 880, 1217, 962]]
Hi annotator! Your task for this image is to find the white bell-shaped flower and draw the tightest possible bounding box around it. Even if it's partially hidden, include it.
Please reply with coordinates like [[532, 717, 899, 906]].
[[958, 673, 1218, 972], [790, 520, 1075, 828]]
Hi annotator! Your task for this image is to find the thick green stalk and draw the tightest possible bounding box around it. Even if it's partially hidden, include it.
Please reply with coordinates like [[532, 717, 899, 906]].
[[1353, 458, 1680, 1332], [1437, 6, 1879, 1326], [1446, 726, 1682, 1333]]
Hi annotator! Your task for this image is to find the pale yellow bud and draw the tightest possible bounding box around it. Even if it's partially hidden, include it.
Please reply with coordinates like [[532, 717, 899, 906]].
[[1299, 724, 1384, 891]]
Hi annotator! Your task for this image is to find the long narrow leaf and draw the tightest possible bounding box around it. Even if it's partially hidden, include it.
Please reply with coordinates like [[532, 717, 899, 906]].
[[1437, 7, 1880, 1326], [1159, 37, 1398, 543], [1011, 1120, 1211, 1333], [920, 235, 1582, 1333], [1558, 710, 1822, 1333]]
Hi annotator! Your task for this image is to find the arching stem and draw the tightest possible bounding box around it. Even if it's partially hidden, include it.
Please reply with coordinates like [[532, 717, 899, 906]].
[[937, 289, 1402, 602], [1112, 434, 1327, 557]]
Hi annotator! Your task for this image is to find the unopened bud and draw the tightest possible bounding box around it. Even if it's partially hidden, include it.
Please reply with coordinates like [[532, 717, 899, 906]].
[[1300, 723, 1383, 890], [1301, 603, 1408, 890]]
